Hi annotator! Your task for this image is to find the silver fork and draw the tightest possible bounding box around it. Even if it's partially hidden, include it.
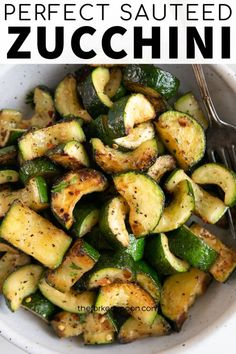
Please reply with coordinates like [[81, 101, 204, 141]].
[[192, 64, 236, 238]]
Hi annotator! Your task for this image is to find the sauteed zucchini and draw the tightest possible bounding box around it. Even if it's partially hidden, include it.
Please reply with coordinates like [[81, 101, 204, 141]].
[[0, 64, 235, 346]]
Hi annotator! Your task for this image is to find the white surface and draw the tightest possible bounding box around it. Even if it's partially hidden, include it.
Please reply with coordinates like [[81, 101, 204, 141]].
[[0, 64, 236, 354]]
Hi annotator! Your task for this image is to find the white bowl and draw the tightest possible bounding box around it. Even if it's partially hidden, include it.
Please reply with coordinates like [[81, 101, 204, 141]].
[[0, 64, 236, 354]]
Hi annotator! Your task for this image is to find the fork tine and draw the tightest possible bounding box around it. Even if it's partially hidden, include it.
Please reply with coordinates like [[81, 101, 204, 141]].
[[207, 149, 216, 163], [208, 147, 236, 239], [217, 147, 233, 170], [230, 145, 236, 171]]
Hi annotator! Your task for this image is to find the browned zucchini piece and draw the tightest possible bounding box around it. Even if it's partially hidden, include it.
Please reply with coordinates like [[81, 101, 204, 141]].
[[51, 311, 84, 338], [83, 313, 117, 344], [51, 169, 108, 229], [0, 251, 31, 292], [91, 138, 158, 174], [147, 155, 176, 183], [54, 74, 92, 123], [190, 223, 236, 282], [46, 239, 100, 293], [118, 315, 171, 343], [155, 111, 206, 170], [160, 268, 211, 331]]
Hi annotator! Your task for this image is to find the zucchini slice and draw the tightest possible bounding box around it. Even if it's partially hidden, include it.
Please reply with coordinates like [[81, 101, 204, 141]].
[[72, 203, 100, 238], [99, 196, 130, 248], [51, 169, 108, 229], [106, 94, 155, 139], [153, 180, 194, 233], [0, 201, 72, 269], [84, 226, 112, 252], [22, 291, 58, 322], [19, 157, 61, 185], [113, 122, 155, 150], [190, 224, 236, 282], [0, 170, 19, 184], [118, 314, 171, 343], [39, 277, 95, 314], [174, 92, 208, 130], [19, 119, 85, 161], [91, 138, 158, 174], [160, 268, 211, 331], [0, 176, 48, 217], [88, 115, 113, 146], [99, 196, 145, 259], [83, 312, 117, 344], [78, 67, 113, 118], [105, 67, 127, 101], [51, 311, 84, 338], [126, 234, 145, 262], [0, 146, 17, 166], [147, 155, 176, 183], [155, 111, 206, 170], [87, 251, 135, 289], [54, 74, 92, 123], [145, 234, 190, 275], [47, 140, 89, 170], [165, 169, 228, 224], [191, 163, 236, 207], [135, 260, 161, 303], [95, 282, 157, 325], [3, 264, 44, 311], [0, 109, 26, 147], [123, 64, 179, 99], [29, 86, 56, 128], [113, 172, 164, 237], [0, 252, 31, 292], [46, 239, 100, 293], [168, 225, 218, 271]]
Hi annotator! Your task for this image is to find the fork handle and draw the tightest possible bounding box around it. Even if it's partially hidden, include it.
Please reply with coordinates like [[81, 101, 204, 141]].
[[192, 65, 222, 127]]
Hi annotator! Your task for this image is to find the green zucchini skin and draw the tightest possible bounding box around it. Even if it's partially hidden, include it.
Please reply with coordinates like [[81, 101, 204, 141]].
[[87, 251, 136, 288], [145, 233, 190, 275], [106, 96, 130, 138], [72, 203, 99, 238], [89, 115, 114, 146], [123, 64, 180, 99], [106, 94, 155, 139], [135, 260, 161, 303], [0, 146, 18, 166], [19, 157, 61, 185], [168, 226, 219, 271], [126, 235, 145, 261], [78, 69, 110, 118], [22, 291, 58, 322], [84, 226, 112, 252]]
